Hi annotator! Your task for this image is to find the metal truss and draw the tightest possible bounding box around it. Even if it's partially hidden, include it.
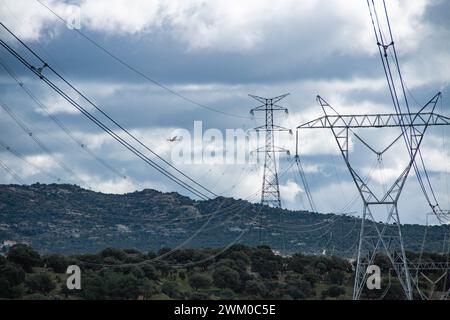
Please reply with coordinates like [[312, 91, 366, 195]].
[[299, 112, 450, 129], [297, 92, 449, 300], [410, 262, 450, 300], [250, 94, 291, 208], [412, 213, 450, 300], [409, 262, 450, 270]]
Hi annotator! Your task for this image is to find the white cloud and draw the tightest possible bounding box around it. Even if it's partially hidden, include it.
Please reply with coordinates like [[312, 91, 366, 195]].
[[1, 0, 449, 225], [36, 94, 81, 115], [311, 180, 362, 214], [0, 0, 58, 41], [280, 179, 302, 203], [79, 0, 162, 34], [78, 173, 147, 193], [0, 0, 433, 54], [23, 153, 59, 173]]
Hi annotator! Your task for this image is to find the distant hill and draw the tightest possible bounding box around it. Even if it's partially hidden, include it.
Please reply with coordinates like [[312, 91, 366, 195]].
[[0, 184, 447, 255]]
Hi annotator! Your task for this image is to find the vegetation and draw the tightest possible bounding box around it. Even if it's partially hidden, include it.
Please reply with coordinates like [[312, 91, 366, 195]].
[[0, 184, 447, 255], [1, 244, 448, 300]]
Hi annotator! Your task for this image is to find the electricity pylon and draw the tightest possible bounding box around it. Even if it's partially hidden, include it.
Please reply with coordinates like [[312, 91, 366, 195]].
[[297, 92, 450, 300], [249, 94, 291, 208], [413, 213, 450, 300]]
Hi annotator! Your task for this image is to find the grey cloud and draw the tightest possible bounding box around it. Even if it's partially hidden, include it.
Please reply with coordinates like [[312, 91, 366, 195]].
[[0, 0, 449, 223]]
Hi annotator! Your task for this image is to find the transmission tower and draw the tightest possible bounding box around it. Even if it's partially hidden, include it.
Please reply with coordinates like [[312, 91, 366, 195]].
[[249, 94, 291, 208], [298, 93, 450, 300], [413, 212, 450, 300]]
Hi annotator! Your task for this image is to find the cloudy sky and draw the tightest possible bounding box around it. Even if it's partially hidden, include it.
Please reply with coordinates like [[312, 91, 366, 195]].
[[0, 0, 449, 224]]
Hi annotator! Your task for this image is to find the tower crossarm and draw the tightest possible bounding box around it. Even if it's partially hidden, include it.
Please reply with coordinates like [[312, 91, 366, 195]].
[[406, 261, 450, 270], [297, 112, 450, 129], [252, 124, 292, 132], [254, 146, 291, 154]]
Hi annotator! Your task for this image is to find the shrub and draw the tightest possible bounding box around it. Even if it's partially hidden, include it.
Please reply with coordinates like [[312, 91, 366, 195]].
[[189, 273, 212, 290], [100, 248, 127, 261], [328, 270, 346, 285], [7, 244, 41, 272], [44, 254, 69, 273], [322, 285, 345, 299], [212, 266, 240, 291], [245, 280, 267, 297], [25, 273, 56, 294], [161, 280, 182, 299], [0, 263, 25, 286]]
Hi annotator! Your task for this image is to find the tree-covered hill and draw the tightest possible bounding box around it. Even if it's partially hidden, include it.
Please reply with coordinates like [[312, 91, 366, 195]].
[[0, 184, 447, 256]]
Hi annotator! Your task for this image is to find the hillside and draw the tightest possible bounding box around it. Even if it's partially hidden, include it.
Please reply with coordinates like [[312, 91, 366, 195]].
[[0, 184, 447, 256]]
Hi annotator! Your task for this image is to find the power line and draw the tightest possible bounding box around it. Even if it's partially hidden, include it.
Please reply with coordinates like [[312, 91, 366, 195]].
[[0, 99, 89, 186], [0, 139, 65, 183], [0, 158, 25, 184], [34, 0, 256, 120], [0, 57, 127, 180], [1, 21, 216, 198], [294, 154, 316, 212], [0, 23, 217, 200], [367, 0, 443, 216]]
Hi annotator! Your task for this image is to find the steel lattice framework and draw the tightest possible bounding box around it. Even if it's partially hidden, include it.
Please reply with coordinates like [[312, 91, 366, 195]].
[[250, 94, 291, 208], [297, 92, 450, 300], [299, 112, 450, 129]]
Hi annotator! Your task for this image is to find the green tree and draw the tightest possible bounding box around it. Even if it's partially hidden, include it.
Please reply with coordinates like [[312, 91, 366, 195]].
[[25, 273, 56, 294], [44, 254, 69, 273], [78, 270, 105, 300], [0, 263, 25, 286], [322, 285, 345, 299], [228, 251, 251, 266], [100, 248, 127, 261], [74, 253, 102, 268], [189, 273, 212, 290], [328, 270, 345, 285], [147, 250, 157, 259], [213, 266, 240, 291], [141, 263, 158, 280], [0, 255, 7, 266], [0, 262, 26, 299], [251, 247, 282, 279], [316, 262, 327, 273], [245, 280, 267, 297], [192, 252, 212, 271], [116, 265, 145, 279], [302, 271, 319, 287], [7, 244, 41, 272], [288, 253, 310, 273], [0, 277, 24, 299], [216, 258, 239, 271], [161, 280, 182, 299], [102, 271, 141, 299], [140, 278, 158, 298], [284, 279, 313, 299]]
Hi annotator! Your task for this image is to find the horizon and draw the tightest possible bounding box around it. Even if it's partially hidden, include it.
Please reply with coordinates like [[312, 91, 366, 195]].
[[2, 182, 449, 227], [1, 0, 450, 303], [1, 0, 450, 224]]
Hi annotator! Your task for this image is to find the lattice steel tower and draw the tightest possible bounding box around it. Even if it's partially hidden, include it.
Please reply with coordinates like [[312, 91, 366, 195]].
[[297, 93, 450, 300], [250, 94, 291, 208]]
